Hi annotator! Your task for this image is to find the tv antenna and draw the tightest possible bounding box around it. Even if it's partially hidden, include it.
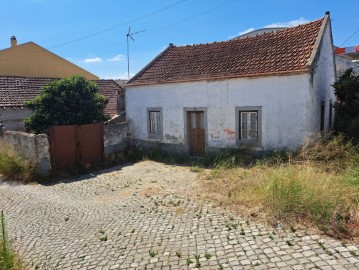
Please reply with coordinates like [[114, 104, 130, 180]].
[[126, 27, 146, 79]]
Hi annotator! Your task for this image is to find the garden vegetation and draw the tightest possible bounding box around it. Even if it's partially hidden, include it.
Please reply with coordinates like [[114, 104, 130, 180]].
[[199, 134, 359, 239]]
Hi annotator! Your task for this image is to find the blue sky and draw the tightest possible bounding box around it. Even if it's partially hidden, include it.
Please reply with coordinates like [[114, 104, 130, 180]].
[[1, 0, 358, 79]]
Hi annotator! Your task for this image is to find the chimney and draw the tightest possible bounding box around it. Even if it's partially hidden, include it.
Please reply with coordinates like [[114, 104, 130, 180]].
[[10, 36, 17, 47]]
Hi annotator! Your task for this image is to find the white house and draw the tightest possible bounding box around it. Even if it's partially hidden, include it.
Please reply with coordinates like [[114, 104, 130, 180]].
[[126, 12, 336, 156]]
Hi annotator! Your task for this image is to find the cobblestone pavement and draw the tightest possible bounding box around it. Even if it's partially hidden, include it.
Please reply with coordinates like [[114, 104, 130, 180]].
[[0, 161, 358, 270]]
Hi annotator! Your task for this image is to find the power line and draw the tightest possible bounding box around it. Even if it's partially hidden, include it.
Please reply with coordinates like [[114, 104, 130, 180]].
[[0, 0, 187, 63], [339, 27, 359, 47], [140, 0, 240, 36], [313, 27, 359, 71], [48, 0, 187, 50], [61, 0, 240, 59]]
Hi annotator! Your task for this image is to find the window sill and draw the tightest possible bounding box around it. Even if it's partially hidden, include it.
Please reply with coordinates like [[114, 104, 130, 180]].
[[148, 133, 163, 140], [237, 139, 261, 148]]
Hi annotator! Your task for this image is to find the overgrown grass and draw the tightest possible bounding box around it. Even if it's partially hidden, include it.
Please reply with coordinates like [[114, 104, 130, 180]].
[[0, 211, 24, 270], [200, 134, 359, 238], [0, 144, 37, 183]]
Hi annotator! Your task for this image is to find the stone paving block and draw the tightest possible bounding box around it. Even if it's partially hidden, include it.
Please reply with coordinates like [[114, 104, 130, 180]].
[[0, 161, 357, 269]]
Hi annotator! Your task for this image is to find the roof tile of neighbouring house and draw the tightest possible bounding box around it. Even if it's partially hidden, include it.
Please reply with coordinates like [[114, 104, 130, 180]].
[[0, 76, 122, 117], [127, 17, 326, 85]]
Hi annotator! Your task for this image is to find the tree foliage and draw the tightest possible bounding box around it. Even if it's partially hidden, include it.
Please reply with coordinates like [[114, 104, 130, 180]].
[[333, 68, 359, 118], [24, 75, 110, 134]]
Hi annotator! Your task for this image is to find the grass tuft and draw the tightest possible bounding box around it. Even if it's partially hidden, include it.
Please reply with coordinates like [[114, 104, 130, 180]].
[[0, 144, 37, 183]]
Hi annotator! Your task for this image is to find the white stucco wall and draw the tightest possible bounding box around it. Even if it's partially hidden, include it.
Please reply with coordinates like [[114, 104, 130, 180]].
[[0, 108, 32, 131], [308, 21, 336, 134], [126, 73, 312, 151]]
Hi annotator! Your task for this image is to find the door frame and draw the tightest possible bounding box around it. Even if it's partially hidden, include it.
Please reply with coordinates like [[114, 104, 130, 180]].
[[183, 107, 208, 155]]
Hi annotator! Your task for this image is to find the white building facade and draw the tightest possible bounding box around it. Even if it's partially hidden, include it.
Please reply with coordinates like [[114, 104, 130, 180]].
[[126, 13, 336, 155]]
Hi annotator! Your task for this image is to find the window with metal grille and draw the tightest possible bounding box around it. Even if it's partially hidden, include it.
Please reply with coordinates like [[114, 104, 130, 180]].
[[240, 111, 258, 140]]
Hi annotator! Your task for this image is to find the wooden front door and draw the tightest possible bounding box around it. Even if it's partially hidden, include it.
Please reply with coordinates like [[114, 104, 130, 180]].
[[188, 111, 205, 156]]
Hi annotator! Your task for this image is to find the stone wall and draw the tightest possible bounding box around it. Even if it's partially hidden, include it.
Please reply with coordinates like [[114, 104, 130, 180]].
[[0, 130, 51, 174], [0, 123, 128, 175], [104, 122, 128, 156]]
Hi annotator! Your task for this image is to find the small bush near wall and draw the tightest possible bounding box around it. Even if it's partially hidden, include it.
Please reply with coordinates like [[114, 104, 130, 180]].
[[0, 143, 37, 183]]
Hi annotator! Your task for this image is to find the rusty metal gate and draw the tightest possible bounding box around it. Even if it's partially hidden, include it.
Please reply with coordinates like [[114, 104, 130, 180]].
[[49, 123, 104, 171]]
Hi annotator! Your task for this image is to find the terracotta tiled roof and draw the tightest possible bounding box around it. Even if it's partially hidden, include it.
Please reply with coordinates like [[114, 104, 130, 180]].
[[128, 17, 326, 86], [0, 76, 122, 117], [96, 80, 122, 116]]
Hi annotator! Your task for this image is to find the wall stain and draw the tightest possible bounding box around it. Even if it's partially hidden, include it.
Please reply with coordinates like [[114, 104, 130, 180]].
[[224, 128, 236, 141], [165, 134, 179, 143], [210, 128, 221, 145]]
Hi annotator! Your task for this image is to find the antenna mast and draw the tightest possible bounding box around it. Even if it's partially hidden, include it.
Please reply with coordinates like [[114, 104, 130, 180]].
[[126, 27, 146, 79]]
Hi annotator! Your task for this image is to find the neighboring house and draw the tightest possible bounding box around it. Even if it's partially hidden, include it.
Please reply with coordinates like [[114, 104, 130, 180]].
[[126, 12, 336, 156], [0, 76, 123, 131], [0, 36, 98, 80], [334, 45, 359, 77]]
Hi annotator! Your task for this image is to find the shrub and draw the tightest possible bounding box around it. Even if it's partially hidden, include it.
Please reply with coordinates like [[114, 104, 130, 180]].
[[24, 75, 110, 134], [333, 68, 359, 138]]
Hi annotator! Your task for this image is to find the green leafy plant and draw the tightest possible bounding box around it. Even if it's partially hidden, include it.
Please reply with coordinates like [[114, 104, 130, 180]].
[[286, 240, 293, 246], [205, 252, 212, 260], [149, 250, 157, 258], [24, 75, 110, 134], [194, 254, 201, 268], [175, 251, 182, 258]]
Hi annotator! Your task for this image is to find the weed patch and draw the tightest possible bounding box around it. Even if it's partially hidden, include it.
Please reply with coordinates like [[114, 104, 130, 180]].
[[0, 144, 37, 183], [200, 135, 359, 238]]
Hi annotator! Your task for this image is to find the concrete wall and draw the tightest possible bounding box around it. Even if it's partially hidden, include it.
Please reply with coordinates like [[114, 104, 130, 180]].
[[335, 55, 359, 77], [104, 122, 128, 156], [126, 73, 311, 152], [308, 21, 336, 134], [0, 130, 51, 174], [0, 42, 98, 79], [0, 108, 32, 131]]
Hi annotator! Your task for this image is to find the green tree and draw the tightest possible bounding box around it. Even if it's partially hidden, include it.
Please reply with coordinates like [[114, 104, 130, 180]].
[[333, 68, 359, 137], [24, 75, 110, 134], [333, 68, 359, 118]]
